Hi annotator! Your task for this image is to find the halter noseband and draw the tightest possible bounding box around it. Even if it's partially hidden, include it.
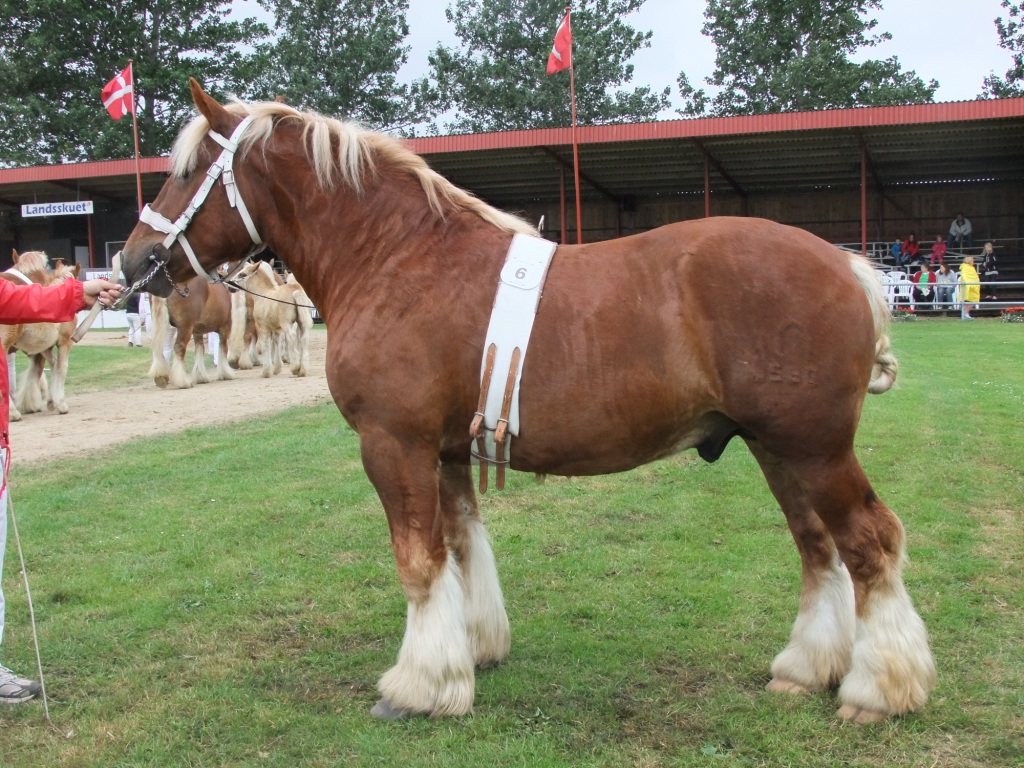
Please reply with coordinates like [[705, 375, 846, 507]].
[[139, 116, 264, 285]]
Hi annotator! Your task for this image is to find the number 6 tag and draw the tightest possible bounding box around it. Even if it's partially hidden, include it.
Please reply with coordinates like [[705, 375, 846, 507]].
[[501, 252, 547, 290]]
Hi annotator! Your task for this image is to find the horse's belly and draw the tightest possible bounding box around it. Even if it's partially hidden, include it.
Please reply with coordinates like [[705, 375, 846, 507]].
[[509, 409, 730, 476]]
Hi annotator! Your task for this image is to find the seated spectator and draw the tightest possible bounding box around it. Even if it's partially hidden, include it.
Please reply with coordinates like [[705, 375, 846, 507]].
[[900, 233, 920, 265], [890, 238, 904, 266], [911, 263, 936, 306], [935, 262, 958, 309], [959, 256, 980, 319], [947, 213, 973, 250], [929, 235, 947, 265], [980, 241, 999, 300]]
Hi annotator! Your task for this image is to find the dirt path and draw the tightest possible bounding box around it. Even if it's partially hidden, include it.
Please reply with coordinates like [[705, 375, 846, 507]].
[[8, 328, 333, 468]]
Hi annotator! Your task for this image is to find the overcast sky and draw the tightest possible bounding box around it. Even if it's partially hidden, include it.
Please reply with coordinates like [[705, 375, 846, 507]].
[[237, 0, 1018, 114], [400, 0, 1016, 113]]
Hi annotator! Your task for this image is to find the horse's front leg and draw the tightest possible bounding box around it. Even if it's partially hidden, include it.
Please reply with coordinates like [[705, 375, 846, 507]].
[[362, 430, 475, 719], [438, 461, 510, 669], [46, 346, 70, 414]]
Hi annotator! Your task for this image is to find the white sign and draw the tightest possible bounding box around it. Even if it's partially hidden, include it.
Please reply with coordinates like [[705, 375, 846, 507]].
[[21, 201, 94, 217]]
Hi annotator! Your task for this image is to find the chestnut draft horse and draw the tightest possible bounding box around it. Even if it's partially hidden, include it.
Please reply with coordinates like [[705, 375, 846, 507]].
[[147, 276, 235, 389], [119, 81, 935, 723], [1, 251, 82, 419]]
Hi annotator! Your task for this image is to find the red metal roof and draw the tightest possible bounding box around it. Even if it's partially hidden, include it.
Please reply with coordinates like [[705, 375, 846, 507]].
[[2, 98, 1024, 210]]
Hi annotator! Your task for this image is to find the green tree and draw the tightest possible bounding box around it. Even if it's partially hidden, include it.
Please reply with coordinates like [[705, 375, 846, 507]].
[[429, 0, 670, 133], [678, 0, 937, 117], [983, 1, 1024, 97], [0, 0, 268, 166], [256, 0, 434, 132]]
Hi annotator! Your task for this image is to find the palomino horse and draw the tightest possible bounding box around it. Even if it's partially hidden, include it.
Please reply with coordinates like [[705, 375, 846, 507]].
[[148, 276, 235, 389], [1, 251, 81, 419], [227, 288, 258, 370], [232, 260, 312, 377], [119, 81, 935, 723]]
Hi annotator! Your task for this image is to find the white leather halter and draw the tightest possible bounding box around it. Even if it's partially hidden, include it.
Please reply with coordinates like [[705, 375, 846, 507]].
[[139, 116, 263, 284]]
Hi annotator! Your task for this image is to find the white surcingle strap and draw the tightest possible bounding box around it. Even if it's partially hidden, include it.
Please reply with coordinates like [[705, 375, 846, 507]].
[[139, 115, 262, 284]]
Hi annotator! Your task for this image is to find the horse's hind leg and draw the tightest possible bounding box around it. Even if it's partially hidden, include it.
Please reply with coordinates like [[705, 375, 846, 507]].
[[438, 461, 510, 669], [14, 354, 46, 415], [191, 333, 213, 384], [785, 449, 935, 721], [748, 442, 855, 694], [215, 332, 235, 381], [362, 432, 474, 719]]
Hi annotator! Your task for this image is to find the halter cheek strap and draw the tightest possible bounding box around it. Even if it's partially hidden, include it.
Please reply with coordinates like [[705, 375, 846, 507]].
[[139, 116, 263, 284]]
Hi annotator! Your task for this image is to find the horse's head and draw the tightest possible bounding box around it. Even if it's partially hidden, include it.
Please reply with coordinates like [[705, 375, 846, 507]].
[[12, 250, 52, 284], [120, 79, 273, 297]]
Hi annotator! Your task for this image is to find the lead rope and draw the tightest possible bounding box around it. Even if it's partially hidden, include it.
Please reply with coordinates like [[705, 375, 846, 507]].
[[2, 449, 65, 736]]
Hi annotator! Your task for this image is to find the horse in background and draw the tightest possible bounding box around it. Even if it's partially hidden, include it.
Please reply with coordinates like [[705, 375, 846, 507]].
[[233, 260, 312, 377], [147, 277, 235, 389], [1, 251, 81, 419], [227, 288, 258, 370]]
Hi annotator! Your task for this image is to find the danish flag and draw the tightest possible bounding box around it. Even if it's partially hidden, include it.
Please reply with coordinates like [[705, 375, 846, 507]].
[[546, 12, 572, 75], [102, 65, 134, 120]]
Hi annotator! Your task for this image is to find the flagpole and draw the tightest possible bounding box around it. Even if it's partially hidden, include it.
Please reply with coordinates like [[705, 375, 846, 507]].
[[128, 59, 144, 214], [566, 8, 582, 245]]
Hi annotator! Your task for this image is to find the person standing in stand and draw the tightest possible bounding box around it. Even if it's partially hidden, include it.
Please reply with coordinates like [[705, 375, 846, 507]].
[[0, 274, 122, 702], [979, 242, 999, 300], [959, 256, 981, 320]]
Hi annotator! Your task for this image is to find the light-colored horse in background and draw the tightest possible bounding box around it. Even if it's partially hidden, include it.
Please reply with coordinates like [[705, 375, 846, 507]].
[[227, 288, 258, 370], [147, 277, 236, 389], [232, 261, 312, 378], [0, 250, 81, 419]]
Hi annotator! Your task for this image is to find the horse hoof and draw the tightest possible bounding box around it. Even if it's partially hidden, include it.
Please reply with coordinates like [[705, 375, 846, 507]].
[[766, 677, 810, 695], [370, 698, 418, 720], [837, 703, 888, 724]]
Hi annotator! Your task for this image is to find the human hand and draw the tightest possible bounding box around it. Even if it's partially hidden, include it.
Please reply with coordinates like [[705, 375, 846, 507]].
[[82, 279, 124, 309]]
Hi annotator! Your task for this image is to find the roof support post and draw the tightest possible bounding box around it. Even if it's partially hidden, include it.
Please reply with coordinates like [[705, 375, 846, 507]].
[[704, 154, 711, 218], [861, 143, 868, 257], [559, 165, 567, 245]]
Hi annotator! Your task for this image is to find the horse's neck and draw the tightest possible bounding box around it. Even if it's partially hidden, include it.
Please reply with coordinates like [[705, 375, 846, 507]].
[[251, 268, 278, 292]]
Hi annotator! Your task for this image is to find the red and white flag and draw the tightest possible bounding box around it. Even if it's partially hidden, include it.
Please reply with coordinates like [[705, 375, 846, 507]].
[[546, 12, 572, 75], [101, 64, 134, 120]]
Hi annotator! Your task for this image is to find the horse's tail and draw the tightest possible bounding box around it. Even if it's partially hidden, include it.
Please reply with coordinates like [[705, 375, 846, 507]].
[[227, 290, 248, 367], [846, 252, 898, 394], [292, 285, 314, 332], [147, 295, 171, 388]]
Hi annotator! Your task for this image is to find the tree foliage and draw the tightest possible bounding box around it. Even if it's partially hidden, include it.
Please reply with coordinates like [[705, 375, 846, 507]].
[[429, 0, 670, 133], [983, 1, 1024, 97], [255, 0, 434, 132], [0, 0, 268, 166], [678, 0, 937, 117]]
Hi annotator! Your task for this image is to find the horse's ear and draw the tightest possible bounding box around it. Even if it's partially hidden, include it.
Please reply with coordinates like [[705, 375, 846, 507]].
[[189, 77, 234, 137], [11, 249, 18, 261], [72, 263, 81, 277]]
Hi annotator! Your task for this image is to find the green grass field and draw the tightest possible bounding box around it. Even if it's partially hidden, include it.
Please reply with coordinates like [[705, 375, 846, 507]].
[[1, 319, 1021, 767]]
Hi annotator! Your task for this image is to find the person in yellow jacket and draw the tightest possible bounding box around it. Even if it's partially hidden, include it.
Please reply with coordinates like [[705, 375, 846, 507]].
[[959, 255, 981, 320]]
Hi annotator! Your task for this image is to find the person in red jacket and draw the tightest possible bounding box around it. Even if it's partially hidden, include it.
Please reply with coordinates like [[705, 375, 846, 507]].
[[0, 273, 122, 703]]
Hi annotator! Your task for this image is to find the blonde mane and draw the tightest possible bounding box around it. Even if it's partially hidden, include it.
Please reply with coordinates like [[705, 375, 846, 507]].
[[14, 250, 49, 274], [171, 100, 536, 236]]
